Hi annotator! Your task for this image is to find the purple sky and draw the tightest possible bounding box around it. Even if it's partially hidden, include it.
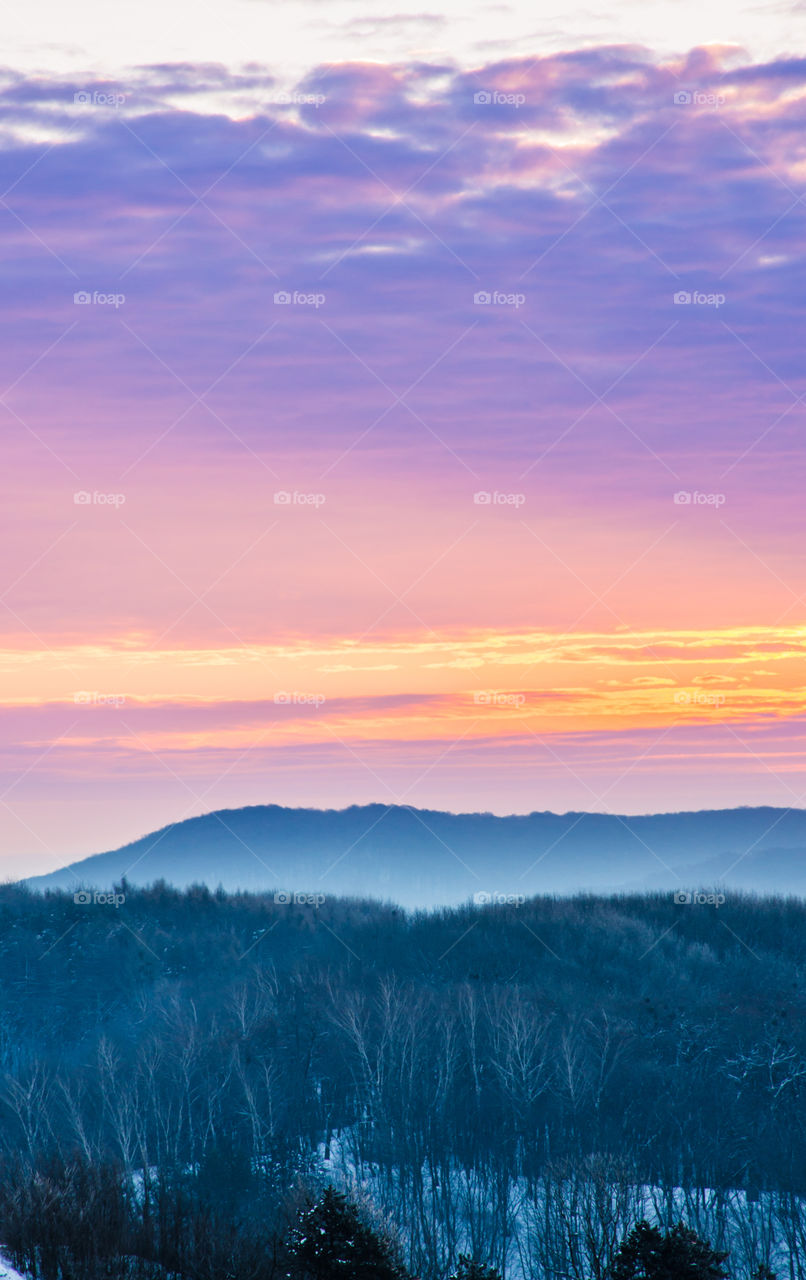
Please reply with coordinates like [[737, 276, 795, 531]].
[[2, 45, 806, 873]]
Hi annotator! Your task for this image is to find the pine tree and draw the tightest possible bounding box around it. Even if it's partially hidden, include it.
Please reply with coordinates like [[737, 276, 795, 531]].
[[286, 1186, 408, 1280], [751, 1266, 776, 1280], [450, 1254, 502, 1280], [612, 1221, 730, 1280]]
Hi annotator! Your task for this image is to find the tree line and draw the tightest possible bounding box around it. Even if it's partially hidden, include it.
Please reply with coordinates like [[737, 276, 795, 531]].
[[0, 882, 805, 1277], [0, 1153, 734, 1280]]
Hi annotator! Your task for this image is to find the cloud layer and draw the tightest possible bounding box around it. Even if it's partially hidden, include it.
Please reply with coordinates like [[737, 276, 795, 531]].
[[2, 47, 806, 867]]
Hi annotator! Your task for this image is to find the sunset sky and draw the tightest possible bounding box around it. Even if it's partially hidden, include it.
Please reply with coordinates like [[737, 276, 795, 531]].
[[2, 1, 806, 875]]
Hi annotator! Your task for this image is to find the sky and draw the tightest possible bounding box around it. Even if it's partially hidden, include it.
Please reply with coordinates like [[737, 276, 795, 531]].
[[2, 1, 806, 875]]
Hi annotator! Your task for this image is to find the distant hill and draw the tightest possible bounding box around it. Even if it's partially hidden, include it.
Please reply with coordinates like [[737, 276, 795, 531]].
[[22, 803, 806, 907], [640, 843, 806, 897]]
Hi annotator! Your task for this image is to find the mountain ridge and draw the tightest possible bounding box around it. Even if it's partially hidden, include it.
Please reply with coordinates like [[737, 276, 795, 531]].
[[22, 802, 806, 907]]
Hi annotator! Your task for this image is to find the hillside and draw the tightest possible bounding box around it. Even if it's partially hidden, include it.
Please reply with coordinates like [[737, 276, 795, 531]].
[[23, 802, 806, 906]]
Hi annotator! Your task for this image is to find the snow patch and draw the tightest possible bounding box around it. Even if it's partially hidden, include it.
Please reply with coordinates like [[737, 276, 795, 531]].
[[0, 1254, 29, 1280]]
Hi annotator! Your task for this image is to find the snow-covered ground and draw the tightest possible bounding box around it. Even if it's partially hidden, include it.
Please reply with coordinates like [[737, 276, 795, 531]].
[[317, 1132, 804, 1280], [0, 1254, 27, 1280]]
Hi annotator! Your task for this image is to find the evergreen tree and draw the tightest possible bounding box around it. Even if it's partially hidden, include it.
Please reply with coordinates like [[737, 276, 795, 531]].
[[286, 1185, 407, 1280], [612, 1221, 729, 1280], [450, 1254, 502, 1280]]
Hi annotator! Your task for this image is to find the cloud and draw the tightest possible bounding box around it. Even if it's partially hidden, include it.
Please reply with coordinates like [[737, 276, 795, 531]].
[[2, 47, 806, 850], [0, 48, 801, 473]]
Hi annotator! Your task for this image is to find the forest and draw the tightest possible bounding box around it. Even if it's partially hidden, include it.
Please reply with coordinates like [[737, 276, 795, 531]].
[[0, 883, 804, 1279]]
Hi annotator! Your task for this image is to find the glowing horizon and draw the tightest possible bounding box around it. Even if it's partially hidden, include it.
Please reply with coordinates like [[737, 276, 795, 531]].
[[2, 29, 806, 873]]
